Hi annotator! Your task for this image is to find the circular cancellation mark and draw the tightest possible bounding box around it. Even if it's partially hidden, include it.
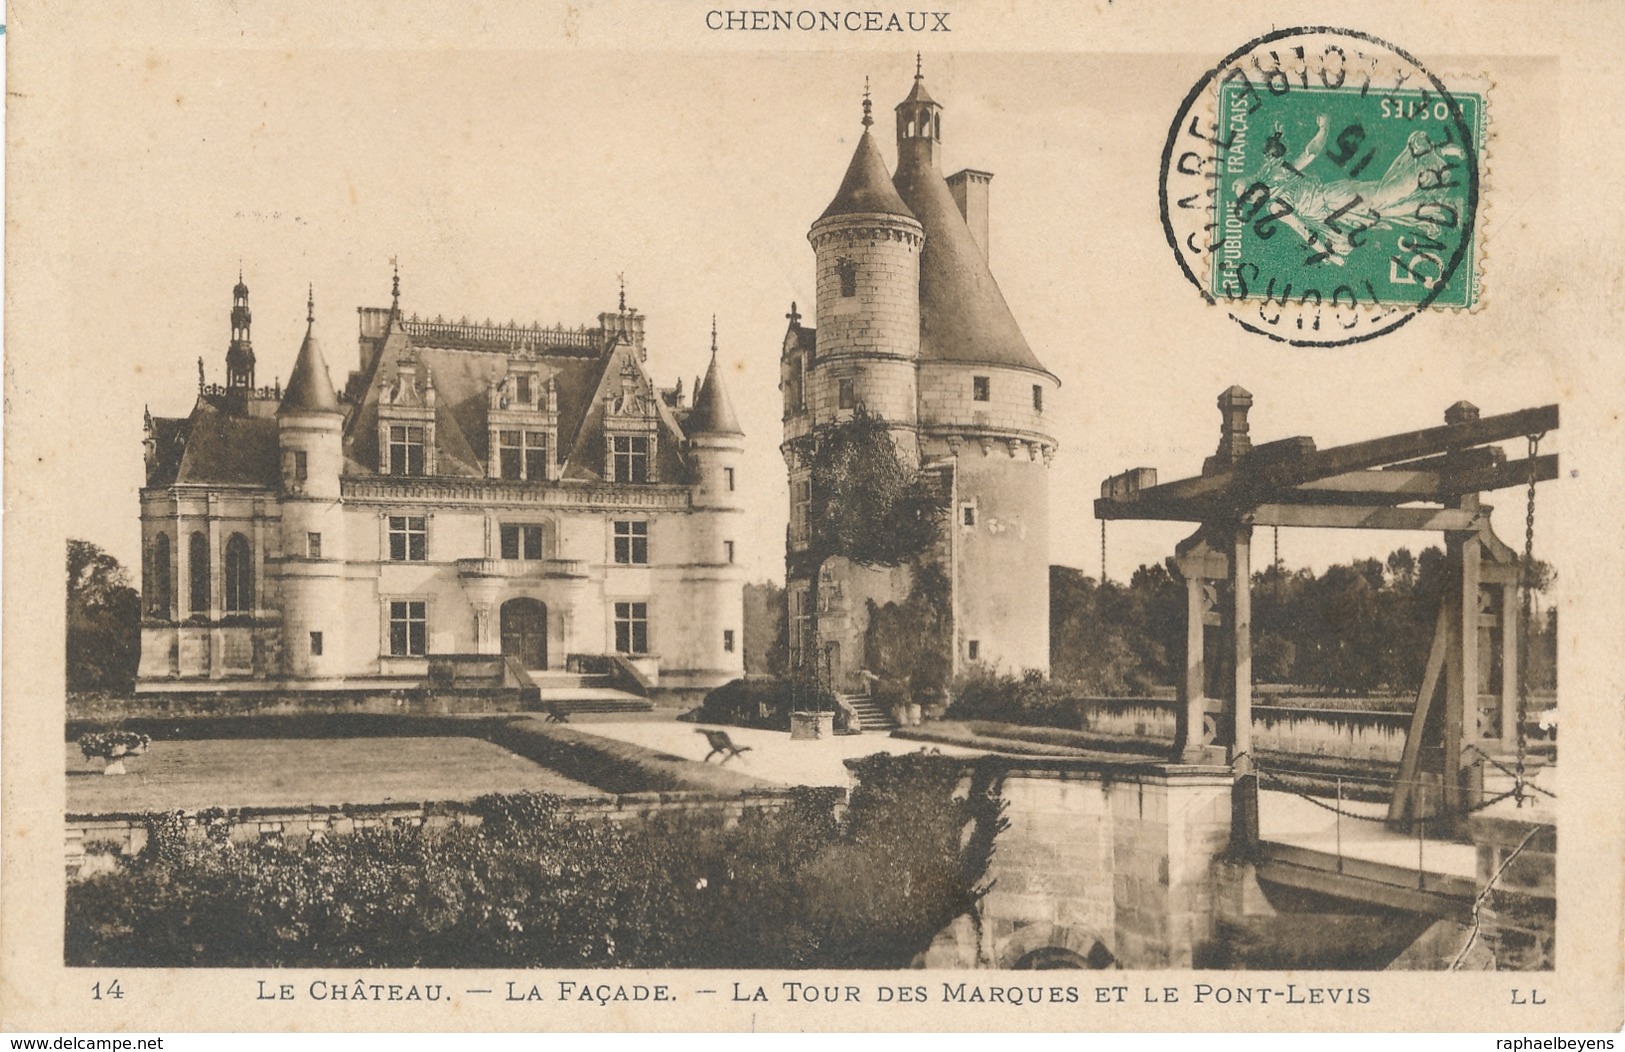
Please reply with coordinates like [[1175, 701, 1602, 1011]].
[[1160, 26, 1483, 347]]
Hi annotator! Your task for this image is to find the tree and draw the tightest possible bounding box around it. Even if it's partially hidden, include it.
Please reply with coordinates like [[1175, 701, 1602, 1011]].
[[67, 539, 142, 693], [786, 408, 946, 700]]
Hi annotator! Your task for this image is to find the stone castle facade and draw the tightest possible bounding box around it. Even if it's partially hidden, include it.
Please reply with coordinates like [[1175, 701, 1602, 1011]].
[[782, 67, 1059, 691], [138, 273, 745, 699]]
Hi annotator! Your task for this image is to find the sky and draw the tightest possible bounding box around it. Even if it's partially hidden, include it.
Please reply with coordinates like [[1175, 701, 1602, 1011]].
[[35, 46, 1574, 586]]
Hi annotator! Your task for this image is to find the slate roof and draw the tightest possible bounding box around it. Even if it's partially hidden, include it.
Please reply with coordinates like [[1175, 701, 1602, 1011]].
[[687, 349, 744, 436], [279, 322, 343, 415], [150, 306, 720, 492], [819, 129, 915, 222], [890, 85, 1052, 378]]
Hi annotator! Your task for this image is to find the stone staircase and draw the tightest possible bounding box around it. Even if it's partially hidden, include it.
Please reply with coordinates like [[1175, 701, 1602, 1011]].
[[840, 692, 899, 733], [526, 670, 652, 716]]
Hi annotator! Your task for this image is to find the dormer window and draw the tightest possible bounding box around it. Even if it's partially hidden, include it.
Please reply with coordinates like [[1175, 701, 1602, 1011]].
[[377, 360, 437, 477], [612, 435, 650, 483], [388, 425, 426, 476], [489, 365, 559, 482]]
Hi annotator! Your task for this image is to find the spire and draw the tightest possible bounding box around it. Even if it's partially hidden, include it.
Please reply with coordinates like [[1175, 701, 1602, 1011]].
[[688, 317, 743, 436], [279, 287, 342, 416], [817, 80, 914, 223], [226, 269, 255, 388]]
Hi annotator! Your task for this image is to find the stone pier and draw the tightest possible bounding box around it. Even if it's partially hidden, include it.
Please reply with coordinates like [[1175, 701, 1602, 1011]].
[[918, 760, 1235, 969]]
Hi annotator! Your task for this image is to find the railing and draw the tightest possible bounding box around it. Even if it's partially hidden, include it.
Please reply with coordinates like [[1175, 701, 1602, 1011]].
[[455, 557, 588, 579], [401, 315, 602, 353]]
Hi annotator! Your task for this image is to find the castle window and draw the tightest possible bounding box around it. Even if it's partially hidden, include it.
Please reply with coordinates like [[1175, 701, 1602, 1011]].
[[968, 639, 980, 661], [724, 540, 735, 564], [149, 533, 171, 617], [612, 435, 650, 483], [961, 504, 977, 527], [791, 478, 812, 546], [836, 256, 857, 297], [973, 376, 990, 402], [838, 379, 856, 410], [614, 601, 649, 655], [613, 520, 649, 565], [223, 533, 253, 614], [294, 451, 308, 482], [388, 425, 426, 476], [526, 432, 548, 480], [723, 629, 736, 653], [388, 516, 427, 561], [514, 375, 532, 406], [188, 532, 209, 615], [389, 600, 427, 657], [309, 631, 323, 656], [499, 430, 523, 480], [1033, 385, 1043, 411], [725, 467, 736, 491], [500, 523, 543, 561]]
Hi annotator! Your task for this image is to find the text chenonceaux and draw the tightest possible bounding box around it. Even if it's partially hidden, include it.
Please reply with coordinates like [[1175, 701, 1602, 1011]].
[[705, 9, 950, 31]]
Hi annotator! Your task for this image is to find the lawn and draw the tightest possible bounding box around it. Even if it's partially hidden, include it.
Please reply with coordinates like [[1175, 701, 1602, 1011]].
[[67, 737, 604, 814]]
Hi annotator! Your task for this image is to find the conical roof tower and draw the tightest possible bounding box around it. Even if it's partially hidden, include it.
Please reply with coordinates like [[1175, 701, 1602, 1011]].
[[279, 287, 342, 416], [890, 63, 1052, 376]]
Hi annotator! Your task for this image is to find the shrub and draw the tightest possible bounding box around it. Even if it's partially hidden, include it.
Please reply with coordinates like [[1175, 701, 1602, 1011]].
[[77, 731, 151, 762], [696, 676, 836, 730], [945, 668, 1079, 729], [66, 761, 1006, 969]]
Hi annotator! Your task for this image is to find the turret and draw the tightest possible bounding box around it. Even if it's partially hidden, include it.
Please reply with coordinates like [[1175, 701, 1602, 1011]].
[[226, 271, 256, 389], [895, 54, 943, 174], [687, 317, 745, 678], [276, 288, 347, 679], [689, 315, 745, 510], [805, 79, 924, 448]]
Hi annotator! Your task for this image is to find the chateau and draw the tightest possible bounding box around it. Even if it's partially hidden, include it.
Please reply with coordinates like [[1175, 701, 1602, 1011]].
[[782, 66, 1059, 690], [137, 274, 746, 701]]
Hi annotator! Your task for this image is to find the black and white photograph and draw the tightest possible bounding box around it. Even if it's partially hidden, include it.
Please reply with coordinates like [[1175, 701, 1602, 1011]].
[[4, 0, 1622, 1036]]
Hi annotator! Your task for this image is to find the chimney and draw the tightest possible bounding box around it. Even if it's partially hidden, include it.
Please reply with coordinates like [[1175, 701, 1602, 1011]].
[[947, 169, 993, 262]]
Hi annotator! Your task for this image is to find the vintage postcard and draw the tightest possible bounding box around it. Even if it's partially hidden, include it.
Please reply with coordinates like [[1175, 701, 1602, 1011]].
[[4, 0, 1623, 1035]]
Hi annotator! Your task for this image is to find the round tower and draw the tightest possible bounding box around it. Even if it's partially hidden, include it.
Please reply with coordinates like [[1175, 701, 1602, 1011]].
[[805, 84, 925, 456], [685, 318, 746, 683], [276, 288, 347, 680]]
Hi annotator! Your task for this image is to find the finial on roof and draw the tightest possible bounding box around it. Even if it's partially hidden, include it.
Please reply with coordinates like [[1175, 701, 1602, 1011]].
[[862, 76, 873, 127], [618, 272, 627, 313], [711, 314, 718, 355], [306, 284, 314, 326], [916, 52, 923, 79], [390, 256, 400, 313], [786, 301, 801, 327], [198, 356, 206, 392]]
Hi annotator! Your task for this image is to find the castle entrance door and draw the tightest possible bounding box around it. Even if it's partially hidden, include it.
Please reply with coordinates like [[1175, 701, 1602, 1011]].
[[501, 598, 548, 670]]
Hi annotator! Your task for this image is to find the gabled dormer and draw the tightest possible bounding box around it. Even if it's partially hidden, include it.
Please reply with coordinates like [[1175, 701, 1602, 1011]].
[[375, 356, 437, 476], [486, 355, 560, 482], [601, 355, 661, 483]]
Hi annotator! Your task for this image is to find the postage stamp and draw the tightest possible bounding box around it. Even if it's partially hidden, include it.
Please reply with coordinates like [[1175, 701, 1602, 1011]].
[[1161, 27, 1487, 346]]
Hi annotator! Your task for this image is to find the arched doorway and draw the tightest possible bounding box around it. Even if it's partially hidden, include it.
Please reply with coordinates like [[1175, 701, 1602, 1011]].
[[501, 598, 548, 669]]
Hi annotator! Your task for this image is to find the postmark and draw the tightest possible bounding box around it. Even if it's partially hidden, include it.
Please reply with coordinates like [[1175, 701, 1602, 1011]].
[[1161, 27, 1486, 346]]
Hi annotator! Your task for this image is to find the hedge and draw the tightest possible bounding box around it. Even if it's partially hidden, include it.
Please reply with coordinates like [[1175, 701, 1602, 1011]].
[[67, 755, 1007, 969]]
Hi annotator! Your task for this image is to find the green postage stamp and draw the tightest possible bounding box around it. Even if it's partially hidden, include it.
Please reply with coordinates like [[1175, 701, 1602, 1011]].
[[1210, 84, 1485, 311], [1161, 27, 1488, 345]]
